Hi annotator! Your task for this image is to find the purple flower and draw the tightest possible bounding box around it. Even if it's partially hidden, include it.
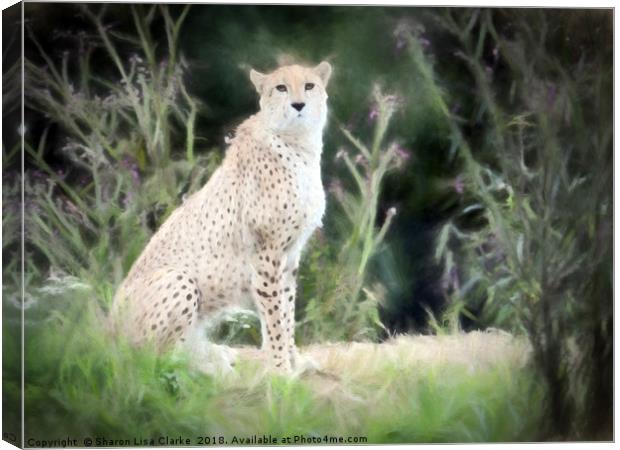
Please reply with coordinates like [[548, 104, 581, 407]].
[[391, 144, 411, 170], [55, 169, 67, 182], [354, 154, 368, 167], [30, 170, 47, 181], [393, 19, 425, 53], [122, 191, 134, 208], [121, 157, 141, 185], [453, 176, 465, 195], [368, 105, 379, 122], [328, 179, 344, 201], [395, 145, 411, 162], [130, 166, 140, 185]]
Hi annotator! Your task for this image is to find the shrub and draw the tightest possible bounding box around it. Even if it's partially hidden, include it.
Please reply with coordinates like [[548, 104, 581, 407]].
[[420, 10, 612, 439], [24, 5, 218, 306]]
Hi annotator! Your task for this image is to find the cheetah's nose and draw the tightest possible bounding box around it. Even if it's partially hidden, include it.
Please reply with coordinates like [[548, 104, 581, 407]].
[[291, 102, 305, 112]]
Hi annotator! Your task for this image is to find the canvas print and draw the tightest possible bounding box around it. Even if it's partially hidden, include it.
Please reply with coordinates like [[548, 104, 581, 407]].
[[2, 2, 613, 446]]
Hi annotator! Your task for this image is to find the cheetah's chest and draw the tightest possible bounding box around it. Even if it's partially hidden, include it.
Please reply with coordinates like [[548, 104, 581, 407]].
[[294, 160, 325, 231]]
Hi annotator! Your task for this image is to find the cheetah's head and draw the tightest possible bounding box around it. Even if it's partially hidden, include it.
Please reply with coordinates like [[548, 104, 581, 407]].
[[250, 62, 332, 136]]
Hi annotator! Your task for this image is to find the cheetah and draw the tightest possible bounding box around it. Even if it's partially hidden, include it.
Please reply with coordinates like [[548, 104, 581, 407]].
[[110, 61, 332, 373]]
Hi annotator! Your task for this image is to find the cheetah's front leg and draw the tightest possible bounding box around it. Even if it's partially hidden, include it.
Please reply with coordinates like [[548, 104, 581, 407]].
[[282, 260, 320, 374], [281, 258, 301, 369], [251, 251, 293, 373]]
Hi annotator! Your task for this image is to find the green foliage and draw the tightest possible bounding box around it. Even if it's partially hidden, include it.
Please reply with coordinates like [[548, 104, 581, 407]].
[[423, 10, 612, 439], [204, 309, 262, 346], [24, 5, 220, 301]]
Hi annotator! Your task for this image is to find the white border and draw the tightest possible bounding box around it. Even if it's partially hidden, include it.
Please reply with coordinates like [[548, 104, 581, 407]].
[[0, 1, 616, 450]]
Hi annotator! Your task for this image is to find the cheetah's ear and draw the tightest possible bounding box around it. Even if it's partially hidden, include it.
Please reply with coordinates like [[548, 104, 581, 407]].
[[313, 61, 332, 86], [249, 69, 266, 93]]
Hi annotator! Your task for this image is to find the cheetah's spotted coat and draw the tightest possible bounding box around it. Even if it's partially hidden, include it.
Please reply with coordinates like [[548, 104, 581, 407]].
[[111, 62, 332, 373]]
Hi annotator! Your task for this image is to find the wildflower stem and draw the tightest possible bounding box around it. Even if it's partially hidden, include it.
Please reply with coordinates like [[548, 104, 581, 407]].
[[341, 152, 367, 197], [340, 126, 371, 160], [24, 143, 100, 226]]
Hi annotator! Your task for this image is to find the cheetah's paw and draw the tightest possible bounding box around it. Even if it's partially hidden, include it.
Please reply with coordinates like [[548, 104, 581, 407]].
[[291, 349, 321, 376]]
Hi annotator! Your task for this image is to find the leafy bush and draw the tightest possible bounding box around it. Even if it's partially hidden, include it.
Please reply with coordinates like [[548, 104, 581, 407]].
[[24, 5, 219, 306], [422, 10, 612, 439]]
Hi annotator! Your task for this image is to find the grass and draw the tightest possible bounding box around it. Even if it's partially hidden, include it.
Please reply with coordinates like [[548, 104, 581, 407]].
[[12, 276, 544, 444]]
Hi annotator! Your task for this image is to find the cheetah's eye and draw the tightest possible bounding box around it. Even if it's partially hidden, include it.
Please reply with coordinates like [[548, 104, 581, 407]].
[[276, 85, 287, 92], [305, 83, 315, 91]]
